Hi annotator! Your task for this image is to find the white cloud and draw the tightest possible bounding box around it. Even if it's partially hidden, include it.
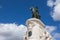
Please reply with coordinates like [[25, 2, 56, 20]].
[[52, 4, 60, 21], [53, 33, 60, 38], [0, 23, 59, 40], [54, 0, 60, 5], [47, 0, 54, 7], [45, 25, 60, 40], [45, 26, 56, 33], [52, 33, 60, 40], [0, 36, 6, 40], [47, 0, 60, 21], [0, 23, 27, 40]]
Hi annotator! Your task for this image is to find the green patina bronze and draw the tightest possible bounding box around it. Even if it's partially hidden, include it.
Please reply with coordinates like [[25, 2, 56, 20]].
[[30, 6, 41, 19]]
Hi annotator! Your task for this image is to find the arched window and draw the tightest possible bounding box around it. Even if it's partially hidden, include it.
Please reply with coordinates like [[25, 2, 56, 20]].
[[28, 31, 32, 37]]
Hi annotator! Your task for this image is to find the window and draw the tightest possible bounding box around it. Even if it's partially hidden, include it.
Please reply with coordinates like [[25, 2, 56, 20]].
[[28, 31, 32, 37]]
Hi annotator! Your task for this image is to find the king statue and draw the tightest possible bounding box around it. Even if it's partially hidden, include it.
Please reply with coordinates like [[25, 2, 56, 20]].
[[30, 6, 41, 19]]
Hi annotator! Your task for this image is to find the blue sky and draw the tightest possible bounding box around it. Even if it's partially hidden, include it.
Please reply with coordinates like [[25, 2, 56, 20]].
[[0, 0, 60, 40], [0, 0, 51, 24]]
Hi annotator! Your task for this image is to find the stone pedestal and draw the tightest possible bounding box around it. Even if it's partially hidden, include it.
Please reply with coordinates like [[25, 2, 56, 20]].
[[24, 18, 52, 40]]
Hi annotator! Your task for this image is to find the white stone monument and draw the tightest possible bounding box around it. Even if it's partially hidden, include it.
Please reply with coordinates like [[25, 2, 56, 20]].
[[24, 18, 52, 40], [23, 7, 52, 40]]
